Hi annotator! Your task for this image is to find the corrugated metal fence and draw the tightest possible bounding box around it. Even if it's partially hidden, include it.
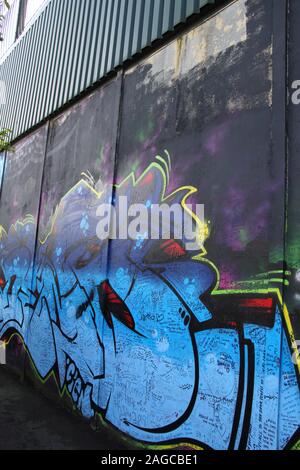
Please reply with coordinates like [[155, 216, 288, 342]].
[[0, 0, 216, 140]]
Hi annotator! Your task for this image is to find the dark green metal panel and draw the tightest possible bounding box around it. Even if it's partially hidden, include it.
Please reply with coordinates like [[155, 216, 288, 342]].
[[0, 0, 216, 140], [132, 0, 144, 56], [151, 0, 164, 43]]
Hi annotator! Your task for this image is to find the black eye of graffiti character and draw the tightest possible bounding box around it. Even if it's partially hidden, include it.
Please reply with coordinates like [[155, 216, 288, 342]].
[[98, 280, 135, 331], [143, 239, 187, 264]]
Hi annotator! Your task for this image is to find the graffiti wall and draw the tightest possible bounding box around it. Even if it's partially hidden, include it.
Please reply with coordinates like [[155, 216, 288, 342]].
[[0, 0, 299, 450]]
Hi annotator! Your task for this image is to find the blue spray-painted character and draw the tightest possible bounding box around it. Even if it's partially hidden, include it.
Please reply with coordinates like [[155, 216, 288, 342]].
[[0, 162, 299, 450]]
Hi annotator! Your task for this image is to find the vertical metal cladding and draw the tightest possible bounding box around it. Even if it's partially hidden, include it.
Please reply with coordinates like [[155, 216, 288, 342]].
[[0, 0, 215, 140]]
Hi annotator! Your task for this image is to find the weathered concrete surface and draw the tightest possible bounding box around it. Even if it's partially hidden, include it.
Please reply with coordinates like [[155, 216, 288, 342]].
[[0, 367, 123, 450]]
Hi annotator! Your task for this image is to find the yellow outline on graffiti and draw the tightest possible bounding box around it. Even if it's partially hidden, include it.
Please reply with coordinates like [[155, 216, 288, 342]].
[[17, 159, 209, 255], [155, 155, 170, 183], [0, 158, 299, 449]]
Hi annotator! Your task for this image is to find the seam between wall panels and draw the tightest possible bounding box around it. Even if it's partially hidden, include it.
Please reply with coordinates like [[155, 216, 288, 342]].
[[0, 151, 7, 204], [105, 69, 126, 283], [98, 70, 125, 413], [101, 69, 125, 314], [22, 122, 50, 382], [283, 1, 290, 320], [281, 0, 291, 451], [276, 0, 289, 451]]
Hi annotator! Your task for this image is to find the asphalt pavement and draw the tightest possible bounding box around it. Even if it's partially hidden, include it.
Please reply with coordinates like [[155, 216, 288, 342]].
[[0, 366, 123, 450]]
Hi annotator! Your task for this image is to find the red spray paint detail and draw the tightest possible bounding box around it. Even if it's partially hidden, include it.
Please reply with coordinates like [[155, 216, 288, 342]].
[[99, 280, 135, 330], [160, 240, 186, 258], [238, 298, 274, 310]]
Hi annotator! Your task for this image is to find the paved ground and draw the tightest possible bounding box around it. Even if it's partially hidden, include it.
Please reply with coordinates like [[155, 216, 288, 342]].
[[0, 367, 123, 450]]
